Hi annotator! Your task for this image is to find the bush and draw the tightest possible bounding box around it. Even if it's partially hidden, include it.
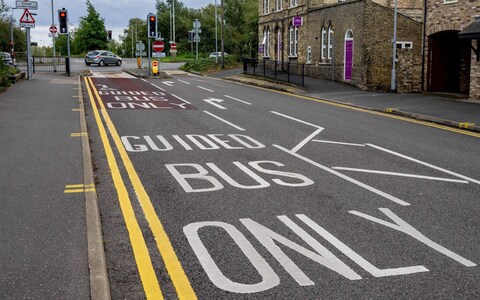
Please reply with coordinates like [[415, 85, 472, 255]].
[[180, 55, 241, 74], [0, 61, 18, 92]]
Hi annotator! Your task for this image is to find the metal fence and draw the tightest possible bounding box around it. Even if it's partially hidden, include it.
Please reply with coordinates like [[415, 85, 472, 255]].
[[242, 58, 305, 86], [15, 53, 67, 73]]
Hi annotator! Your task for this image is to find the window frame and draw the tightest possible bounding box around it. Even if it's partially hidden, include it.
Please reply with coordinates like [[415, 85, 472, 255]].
[[327, 26, 334, 60], [321, 27, 327, 60]]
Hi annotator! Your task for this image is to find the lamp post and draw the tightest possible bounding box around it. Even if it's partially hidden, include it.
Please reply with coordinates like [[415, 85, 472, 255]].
[[391, 0, 398, 92], [220, 0, 225, 69]]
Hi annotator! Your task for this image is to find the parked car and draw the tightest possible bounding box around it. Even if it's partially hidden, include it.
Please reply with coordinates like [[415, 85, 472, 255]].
[[209, 52, 228, 59], [85, 50, 122, 66], [1, 52, 14, 66]]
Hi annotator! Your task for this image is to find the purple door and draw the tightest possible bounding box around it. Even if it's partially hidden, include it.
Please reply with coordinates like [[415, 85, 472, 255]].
[[344, 40, 353, 81]]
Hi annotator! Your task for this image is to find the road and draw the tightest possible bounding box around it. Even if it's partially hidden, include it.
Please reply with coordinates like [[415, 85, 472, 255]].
[[82, 71, 480, 299]]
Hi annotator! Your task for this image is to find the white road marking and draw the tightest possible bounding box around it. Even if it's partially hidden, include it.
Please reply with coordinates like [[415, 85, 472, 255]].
[[313, 140, 365, 147], [270, 111, 323, 129], [177, 79, 191, 84], [204, 111, 245, 131], [273, 144, 410, 206], [163, 81, 175, 86], [224, 95, 252, 105], [367, 144, 480, 185], [332, 167, 470, 184], [204, 98, 227, 109], [291, 129, 324, 153], [172, 94, 191, 104], [145, 81, 166, 92], [197, 86, 214, 92]]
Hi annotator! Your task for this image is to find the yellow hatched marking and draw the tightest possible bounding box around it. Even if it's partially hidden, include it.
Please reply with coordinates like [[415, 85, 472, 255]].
[[64, 183, 96, 194], [88, 77, 197, 300], [85, 78, 164, 299], [459, 122, 475, 129]]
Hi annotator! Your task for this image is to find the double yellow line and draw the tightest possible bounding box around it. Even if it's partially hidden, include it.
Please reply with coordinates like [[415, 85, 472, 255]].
[[84, 77, 196, 300]]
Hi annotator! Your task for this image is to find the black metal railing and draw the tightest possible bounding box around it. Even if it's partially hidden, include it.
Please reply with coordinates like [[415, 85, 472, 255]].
[[242, 58, 305, 86], [15, 53, 66, 73]]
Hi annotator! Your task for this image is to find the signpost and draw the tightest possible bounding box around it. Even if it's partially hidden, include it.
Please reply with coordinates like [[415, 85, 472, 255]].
[[19, 7, 37, 80]]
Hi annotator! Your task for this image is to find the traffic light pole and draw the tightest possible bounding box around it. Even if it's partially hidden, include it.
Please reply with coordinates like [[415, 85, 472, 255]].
[[51, 0, 56, 72], [148, 37, 151, 77], [26, 28, 32, 80], [67, 33, 71, 76]]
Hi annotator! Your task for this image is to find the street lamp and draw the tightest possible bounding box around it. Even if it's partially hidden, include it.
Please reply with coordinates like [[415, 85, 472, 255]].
[[215, 0, 218, 63]]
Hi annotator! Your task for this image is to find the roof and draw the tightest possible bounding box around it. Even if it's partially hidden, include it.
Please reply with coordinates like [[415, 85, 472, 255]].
[[458, 17, 480, 40]]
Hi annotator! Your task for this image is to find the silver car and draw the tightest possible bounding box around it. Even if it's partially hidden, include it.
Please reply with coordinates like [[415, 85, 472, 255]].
[[85, 50, 122, 66], [2, 52, 14, 66]]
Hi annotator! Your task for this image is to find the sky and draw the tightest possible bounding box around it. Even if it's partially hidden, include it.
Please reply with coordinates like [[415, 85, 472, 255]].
[[5, 0, 212, 47]]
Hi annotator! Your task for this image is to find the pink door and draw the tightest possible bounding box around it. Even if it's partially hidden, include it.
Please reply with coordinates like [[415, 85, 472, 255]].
[[344, 40, 353, 81]]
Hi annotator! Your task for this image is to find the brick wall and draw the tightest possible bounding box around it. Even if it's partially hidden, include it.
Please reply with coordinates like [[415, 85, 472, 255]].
[[397, 49, 423, 92], [425, 0, 480, 99]]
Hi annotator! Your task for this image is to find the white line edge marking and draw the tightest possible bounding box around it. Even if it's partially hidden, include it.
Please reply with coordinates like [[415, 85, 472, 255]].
[[149, 83, 166, 92], [332, 167, 470, 184], [177, 79, 191, 84], [224, 95, 252, 105], [270, 111, 323, 129], [313, 140, 365, 147], [197, 86, 214, 92], [292, 129, 323, 153], [172, 94, 191, 104], [273, 144, 410, 206], [367, 144, 480, 185], [204, 111, 245, 131]]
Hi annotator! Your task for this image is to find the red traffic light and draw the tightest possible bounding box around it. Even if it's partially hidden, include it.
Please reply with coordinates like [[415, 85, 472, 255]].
[[60, 12, 66, 17], [150, 16, 155, 21]]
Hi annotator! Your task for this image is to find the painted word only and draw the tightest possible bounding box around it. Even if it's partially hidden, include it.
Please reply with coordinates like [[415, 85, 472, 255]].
[[122, 134, 265, 152], [166, 160, 314, 193], [184, 208, 476, 294]]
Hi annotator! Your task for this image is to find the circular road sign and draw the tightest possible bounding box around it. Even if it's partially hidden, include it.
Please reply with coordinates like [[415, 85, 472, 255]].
[[171, 43, 177, 50], [49, 26, 58, 33], [152, 40, 165, 52]]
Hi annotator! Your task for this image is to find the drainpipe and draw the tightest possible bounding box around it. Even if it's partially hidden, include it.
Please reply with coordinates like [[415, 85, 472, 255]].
[[421, 0, 428, 92]]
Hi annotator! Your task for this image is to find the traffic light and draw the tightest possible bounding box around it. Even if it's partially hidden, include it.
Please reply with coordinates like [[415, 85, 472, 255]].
[[148, 14, 157, 38], [107, 30, 112, 40], [188, 31, 192, 43], [58, 9, 68, 34]]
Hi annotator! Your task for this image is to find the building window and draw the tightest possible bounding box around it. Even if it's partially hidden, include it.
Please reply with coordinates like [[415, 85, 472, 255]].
[[327, 26, 334, 60], [321, 27, 327, 60], [396, 41, 413, 49], [263, 29, 271, 58], [263, 0, 270, 15], [290, 0, 299, 7], [289, 25, 298, 57], [276, 0, 282, 11]]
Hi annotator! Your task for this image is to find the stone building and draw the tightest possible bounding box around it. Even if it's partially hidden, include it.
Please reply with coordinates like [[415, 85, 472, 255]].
[[424, 0, 480, 99], [258, 0, 423, 91]]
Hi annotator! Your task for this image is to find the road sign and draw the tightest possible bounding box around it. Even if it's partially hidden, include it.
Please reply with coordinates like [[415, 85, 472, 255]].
[[136, 42, 145, 52], [16, 1, 38, 10], [171, 43, 177, 50], [49, 26, 58, 33], [152, 60, 159, 75], [152, 40, 164, 52], [19, 9, 35, 24], [48, 33, 59, 38], [193, 20, 201, 29], [152, 52, 166, 58], [20, 22, 35, 28]]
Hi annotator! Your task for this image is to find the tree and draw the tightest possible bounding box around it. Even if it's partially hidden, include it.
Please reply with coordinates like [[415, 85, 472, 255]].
[[0, 3, 26, 53], [74, 0, 108, 53]]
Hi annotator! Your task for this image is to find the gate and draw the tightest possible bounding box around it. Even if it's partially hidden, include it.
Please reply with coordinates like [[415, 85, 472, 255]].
[[15, 52, 67, 73]]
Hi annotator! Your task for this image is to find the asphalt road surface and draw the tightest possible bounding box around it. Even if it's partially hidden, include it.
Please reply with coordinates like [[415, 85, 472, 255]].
[[82, 71, 480, 299]]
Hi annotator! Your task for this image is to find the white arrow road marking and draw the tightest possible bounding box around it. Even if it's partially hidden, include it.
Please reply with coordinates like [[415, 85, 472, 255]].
[[204, 98, 227, 110], [163, 81, 175, 86]]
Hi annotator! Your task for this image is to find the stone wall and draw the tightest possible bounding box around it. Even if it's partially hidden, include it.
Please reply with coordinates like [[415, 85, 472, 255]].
[[397, 49, 422, 92]]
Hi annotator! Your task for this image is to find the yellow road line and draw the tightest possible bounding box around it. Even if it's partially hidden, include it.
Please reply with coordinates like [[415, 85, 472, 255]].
[[64, 183, 96, 193], [85, 78, 164, 299], [88, 77, 197, 300], [71, 132, 88, 137]]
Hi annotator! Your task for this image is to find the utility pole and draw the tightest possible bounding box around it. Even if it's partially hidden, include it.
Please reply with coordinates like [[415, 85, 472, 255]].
[[391, 0, 398, 92], [215, 0, 218, 63], [220, 0, 225, 69], [51, 0, 56, 72]]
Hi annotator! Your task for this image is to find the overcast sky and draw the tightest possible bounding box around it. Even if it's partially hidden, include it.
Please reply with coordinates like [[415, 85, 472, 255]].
[[6, 0, 212, 47]]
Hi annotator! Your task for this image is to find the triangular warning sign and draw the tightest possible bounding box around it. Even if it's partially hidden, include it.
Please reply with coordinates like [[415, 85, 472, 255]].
[[19, 9, 35, 24]]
